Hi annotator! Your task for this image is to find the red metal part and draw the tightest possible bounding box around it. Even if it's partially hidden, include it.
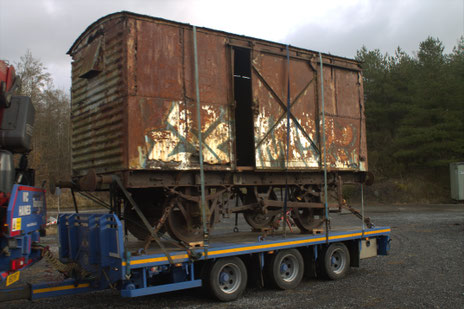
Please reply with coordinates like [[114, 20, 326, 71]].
[[10, 257, 25, 271], [0, 192, 9, 207], [0, 60, 15, 92], [0, 192, 10, 237], [0, 60, 16, 127]]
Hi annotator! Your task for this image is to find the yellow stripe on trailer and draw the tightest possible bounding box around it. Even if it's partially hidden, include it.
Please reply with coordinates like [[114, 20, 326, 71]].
[[33, 283, 90, 294], [364, 228, 391, 235], [209, 237, 328, 256], [328, 233, 362, 240], [129, 254, 189, 266]]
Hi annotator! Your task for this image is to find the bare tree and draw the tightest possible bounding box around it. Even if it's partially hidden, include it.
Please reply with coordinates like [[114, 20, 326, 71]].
[[14, 51, 71, 192]]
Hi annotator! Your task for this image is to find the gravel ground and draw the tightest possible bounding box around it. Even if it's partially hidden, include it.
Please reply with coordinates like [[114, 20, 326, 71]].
[[3, 203, 464, 309]]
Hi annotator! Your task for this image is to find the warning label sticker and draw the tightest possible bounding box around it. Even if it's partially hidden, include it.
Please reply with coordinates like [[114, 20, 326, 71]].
[[12, 218, 21, 231], [6, 271, 20, 286]]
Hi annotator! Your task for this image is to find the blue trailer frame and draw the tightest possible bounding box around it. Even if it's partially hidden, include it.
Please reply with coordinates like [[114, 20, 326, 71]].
[[19, 213, 390, 300]]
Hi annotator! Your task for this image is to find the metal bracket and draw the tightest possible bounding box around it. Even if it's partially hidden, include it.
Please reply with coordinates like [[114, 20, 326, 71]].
[[111, 176, 174, 265]]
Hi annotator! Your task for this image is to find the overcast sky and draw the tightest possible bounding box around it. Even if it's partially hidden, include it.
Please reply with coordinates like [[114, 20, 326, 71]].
[[1, 0, 462, 91]]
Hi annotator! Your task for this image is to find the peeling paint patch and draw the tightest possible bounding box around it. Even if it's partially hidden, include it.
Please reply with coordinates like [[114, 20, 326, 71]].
[[135, 101, 231, 169], [322, 117, 359, 169]]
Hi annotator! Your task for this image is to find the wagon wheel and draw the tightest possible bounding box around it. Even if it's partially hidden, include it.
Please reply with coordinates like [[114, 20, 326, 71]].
[[166, 197, 214, 243], [125, 189, 166, 240], [243, 188, 276, 230], [292, 208, 324, 232], [291, 190, 324, 233], [244, 211, 276, 230]]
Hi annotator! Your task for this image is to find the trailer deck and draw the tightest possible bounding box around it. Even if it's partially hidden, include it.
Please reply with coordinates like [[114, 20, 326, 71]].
[[125, 227, 391, 266]]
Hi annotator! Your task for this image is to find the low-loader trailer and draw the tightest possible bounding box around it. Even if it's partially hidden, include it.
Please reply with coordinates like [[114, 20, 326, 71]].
[[1, 212, 390, 302]]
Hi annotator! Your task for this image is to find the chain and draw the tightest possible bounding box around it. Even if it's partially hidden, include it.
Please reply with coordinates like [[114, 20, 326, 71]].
[[33, 244, 91, 278], [143, 198, 176, 252], [340, 199, 374, 228]]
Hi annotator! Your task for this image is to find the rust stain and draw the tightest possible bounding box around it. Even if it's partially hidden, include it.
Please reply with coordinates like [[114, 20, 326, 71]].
[[68, 12, 367, 177], [252, 47, 321, 169]]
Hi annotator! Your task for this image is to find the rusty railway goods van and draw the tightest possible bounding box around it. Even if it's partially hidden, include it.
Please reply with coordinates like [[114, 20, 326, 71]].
[[66, 11, 370, 243]]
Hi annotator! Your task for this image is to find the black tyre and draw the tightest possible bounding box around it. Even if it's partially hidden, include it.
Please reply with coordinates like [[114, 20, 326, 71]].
[[319, 243, 350, 280], [203, 257, 247, 301], [266, 249, 304, 290]]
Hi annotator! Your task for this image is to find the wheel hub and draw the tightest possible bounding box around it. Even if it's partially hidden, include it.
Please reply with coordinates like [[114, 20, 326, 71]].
[[330, 249, 346, 274], [220, 272, 230, 283], [217, 264, 241, 294], [279, 255, 299, 282]]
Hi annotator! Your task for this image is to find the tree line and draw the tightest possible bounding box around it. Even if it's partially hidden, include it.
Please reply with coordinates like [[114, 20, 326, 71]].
[[14, 50, 71, 190], [356, 36, 464, 178]]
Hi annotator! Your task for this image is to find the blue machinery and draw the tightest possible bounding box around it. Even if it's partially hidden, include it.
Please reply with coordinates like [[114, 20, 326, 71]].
[[2, 213, 390, 301], [0, 185, 46, 284]]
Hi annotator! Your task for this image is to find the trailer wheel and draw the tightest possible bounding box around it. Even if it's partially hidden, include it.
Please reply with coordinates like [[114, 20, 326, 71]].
[[204, 257, 247, 301], [266, 249, 304, 290], [319, 243, 350, 280]]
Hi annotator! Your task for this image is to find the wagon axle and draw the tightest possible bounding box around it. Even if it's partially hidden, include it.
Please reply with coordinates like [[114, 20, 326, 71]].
[[120, 183, 339, 243]]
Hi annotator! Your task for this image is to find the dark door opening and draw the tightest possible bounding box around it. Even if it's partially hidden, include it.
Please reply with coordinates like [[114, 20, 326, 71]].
[[233, 48, 255, 167]]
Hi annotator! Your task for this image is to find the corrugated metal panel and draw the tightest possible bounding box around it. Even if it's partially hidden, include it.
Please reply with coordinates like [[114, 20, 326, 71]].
[[70, 18, 126, 176]]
